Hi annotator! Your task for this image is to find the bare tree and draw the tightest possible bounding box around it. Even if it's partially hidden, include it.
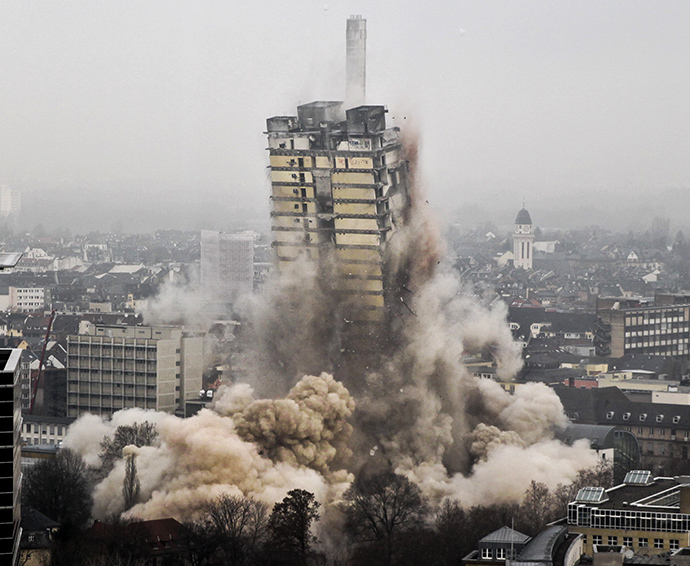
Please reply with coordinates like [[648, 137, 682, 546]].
[[518, 481, 554, 535], [180, 518, 222, 566], [434, 499, 469, 566], [206, 494, 269, 566], [98, 422, 158, 476], [342, 472, 427, 566]]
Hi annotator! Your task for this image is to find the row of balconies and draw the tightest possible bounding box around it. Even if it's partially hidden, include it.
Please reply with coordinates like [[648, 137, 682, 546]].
[[68, 352, 158, 361], [69, 361, 157, 370]]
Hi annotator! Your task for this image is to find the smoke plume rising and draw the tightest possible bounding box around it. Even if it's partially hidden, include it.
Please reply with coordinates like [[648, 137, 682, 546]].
[[63, 128, 597, 528]]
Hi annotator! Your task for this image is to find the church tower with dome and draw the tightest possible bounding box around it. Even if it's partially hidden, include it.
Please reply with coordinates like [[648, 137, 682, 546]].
[[513, 206, 534, 270]]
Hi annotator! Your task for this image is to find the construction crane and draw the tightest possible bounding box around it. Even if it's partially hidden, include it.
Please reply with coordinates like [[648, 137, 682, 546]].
[[29, 309, 57, 415]]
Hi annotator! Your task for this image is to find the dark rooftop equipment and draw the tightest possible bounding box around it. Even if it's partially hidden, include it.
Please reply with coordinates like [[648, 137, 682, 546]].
[[266, 116, 299, 133], [297, 101, 344, 129], [345, 105, 387, 134]]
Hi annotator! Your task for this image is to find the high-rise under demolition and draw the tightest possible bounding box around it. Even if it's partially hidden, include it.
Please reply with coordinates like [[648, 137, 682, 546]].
[[266, 17, 410, 334], [266, 103, 410, 329]]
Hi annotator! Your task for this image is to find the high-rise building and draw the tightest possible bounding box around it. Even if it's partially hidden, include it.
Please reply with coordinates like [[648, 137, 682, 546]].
[[66, 325, 203, 418], [200, 230, 255, 299], [265, 16, 412, 340], [0, 349, 23, 565], [0, 185, 20, 219], [266, 103, 410, 328], [513, 207, 534, 270]]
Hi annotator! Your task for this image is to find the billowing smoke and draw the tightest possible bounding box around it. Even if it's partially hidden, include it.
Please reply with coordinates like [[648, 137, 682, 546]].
[[64, 374, 354, 520], [63, 128, 597, 526]]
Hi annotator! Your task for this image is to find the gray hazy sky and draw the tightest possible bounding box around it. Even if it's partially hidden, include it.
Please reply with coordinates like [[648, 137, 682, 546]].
[[2, 1, 690, 232]]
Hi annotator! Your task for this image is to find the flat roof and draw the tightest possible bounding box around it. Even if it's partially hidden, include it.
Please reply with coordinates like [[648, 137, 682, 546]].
[[575, 478, 682, 510]]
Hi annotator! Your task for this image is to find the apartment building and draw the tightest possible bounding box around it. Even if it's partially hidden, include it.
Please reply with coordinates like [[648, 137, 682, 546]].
[[556, 385, 690, 473], [21, 415, 74, 446], [595, 298, 690, 358], [200, 230, 255, 298], [9, 287, 49, 312], [66, 325, 203, 418]]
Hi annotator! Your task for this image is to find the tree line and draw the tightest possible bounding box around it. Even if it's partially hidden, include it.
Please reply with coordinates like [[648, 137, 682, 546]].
[[22, 423, 613, 566]]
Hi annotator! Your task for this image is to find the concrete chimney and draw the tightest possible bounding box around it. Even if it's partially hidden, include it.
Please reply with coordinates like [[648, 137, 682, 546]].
[[346, 15, 366, 108]]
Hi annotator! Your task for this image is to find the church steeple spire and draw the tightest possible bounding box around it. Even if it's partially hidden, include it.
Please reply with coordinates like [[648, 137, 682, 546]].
[[513, 205, 534, 270]]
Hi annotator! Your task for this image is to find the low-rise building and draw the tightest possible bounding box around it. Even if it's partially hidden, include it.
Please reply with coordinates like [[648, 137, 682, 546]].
[[21, 416, 74, 446], [567, 471, 690, 556], [463, 526, 530, 565]]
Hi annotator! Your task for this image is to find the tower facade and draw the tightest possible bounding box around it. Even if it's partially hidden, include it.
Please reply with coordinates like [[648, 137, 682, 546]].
[[513, 207, 534, 270], [266, 102, 410, 328], [0, 185, 20, 219], [200, 230, 254, 299]]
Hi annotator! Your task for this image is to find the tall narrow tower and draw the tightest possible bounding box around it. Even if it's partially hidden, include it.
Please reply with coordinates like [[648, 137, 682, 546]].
[[346, 15, 366, 108], [513, 207, 534, 270]]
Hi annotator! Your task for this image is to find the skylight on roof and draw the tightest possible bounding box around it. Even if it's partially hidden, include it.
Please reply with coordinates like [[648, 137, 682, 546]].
[[575, 487, 607, 503], [624, 470, 653, 486]]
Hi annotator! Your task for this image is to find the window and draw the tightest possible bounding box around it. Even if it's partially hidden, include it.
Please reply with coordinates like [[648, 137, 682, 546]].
[[496, 549, 506, 560], [640, 414, 648, 421], [674, 416, 681, 424], [657, 415, 665, 423], [593, 535, 602, 546], [671, 540, 680, 551], [623, 537, 633, 547], [623, 412, 631, 420], [608, 536, 618, 545], [654, 539, 664, 549], [607, 411, 614, 419], [639, 538, 648, 548], [481, 548, 492, 560]]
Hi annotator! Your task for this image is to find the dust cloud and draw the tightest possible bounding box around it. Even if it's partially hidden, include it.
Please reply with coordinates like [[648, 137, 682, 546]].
[[63, 130, 597, 523]]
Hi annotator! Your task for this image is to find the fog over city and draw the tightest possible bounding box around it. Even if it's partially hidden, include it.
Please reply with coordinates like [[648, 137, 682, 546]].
[[2, 1, 690, 232]]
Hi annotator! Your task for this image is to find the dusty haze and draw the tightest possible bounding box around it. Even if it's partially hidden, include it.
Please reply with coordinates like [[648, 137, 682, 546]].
[[2, 1, 690, 232]]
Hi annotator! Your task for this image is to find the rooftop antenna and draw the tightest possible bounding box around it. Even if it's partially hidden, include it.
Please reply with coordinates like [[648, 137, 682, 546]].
[[346, 15, 366, 107]]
